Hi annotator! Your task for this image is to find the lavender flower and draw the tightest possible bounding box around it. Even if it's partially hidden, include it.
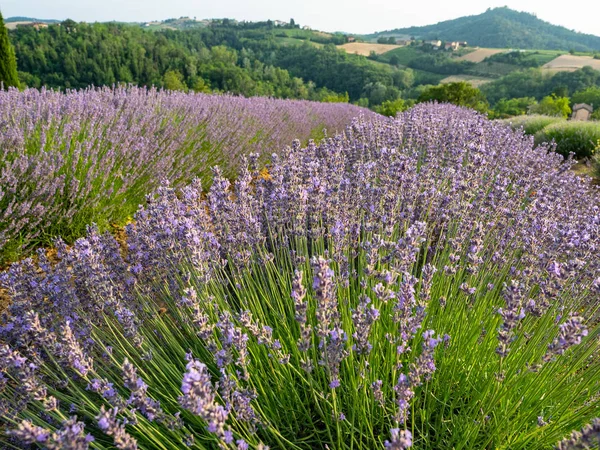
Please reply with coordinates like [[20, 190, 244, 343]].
[[555, 418, 600, 449], [544, 316, 589, 362], [179, 358, 229, 440], [96, 406, 138, 450], [385, 428, 413, 449]]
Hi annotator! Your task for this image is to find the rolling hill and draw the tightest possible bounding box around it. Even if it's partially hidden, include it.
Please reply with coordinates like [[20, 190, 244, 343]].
[[369, 7, 600, 52]]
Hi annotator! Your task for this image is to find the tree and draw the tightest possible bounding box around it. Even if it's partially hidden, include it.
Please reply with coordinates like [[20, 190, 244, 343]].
[[163, 70, 187, 91], [571, 87, 600, 109], [418, 82, 488, 112], [529, 95, 571, 118], [491, 97, 537, 118], [0, 11, 19, 88], [375, 98, 409, 117]]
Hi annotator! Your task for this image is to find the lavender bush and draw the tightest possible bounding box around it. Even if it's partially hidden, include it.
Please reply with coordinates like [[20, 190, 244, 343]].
[[0, 86, 373, 263], [1, 104, 599, 449]]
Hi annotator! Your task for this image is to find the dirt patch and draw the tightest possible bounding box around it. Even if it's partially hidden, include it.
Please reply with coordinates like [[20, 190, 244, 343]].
[[542, 54, 600, 73], [458, 48, 505, 63], [338, 42, 401, 56]]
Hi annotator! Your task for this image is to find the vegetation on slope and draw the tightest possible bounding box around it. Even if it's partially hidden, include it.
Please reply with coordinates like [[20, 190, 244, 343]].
[[369, 7, 600, 51]]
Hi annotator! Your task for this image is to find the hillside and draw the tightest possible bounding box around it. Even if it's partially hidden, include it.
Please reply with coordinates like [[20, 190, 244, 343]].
[[369, 7, 600, 52], [5, 16, 59, 24]]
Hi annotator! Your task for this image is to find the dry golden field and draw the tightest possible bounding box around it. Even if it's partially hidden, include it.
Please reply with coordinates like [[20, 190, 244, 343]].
[[457, 48, 505, 63], [5, 21, 33, 29], [337, 42, 401, 56], [542, 54, 600, 73], [440, 75, 495, 87]]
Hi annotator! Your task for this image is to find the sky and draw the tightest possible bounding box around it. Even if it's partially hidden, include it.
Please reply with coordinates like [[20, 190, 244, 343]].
[[2, 0, 600, 36]]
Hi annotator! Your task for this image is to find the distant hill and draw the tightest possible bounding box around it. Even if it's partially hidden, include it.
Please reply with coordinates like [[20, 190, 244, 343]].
[[5, 17, 59, 24], [368, 7, 600, 52]]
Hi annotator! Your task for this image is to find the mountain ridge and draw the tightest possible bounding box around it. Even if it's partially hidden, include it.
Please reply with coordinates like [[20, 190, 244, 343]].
[[368, 7, 600, 52]]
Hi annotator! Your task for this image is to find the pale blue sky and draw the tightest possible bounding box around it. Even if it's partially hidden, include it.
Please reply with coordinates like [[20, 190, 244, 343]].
[[1, 0, 599, 35]]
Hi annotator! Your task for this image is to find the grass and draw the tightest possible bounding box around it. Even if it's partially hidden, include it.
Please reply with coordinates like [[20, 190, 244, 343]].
[[501, 115, 566, 136], [275, 36, 324, 48], [376, 46, 424, 65], [534, 120, 600, 158]]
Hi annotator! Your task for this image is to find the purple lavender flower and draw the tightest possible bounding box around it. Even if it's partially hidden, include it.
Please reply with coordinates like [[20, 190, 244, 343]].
[[8, 420, 50, 444], [351, 294, 380, 355], [385, 428, 413, 449], [179, 358, 230, 440], [96, 406, 138, 450], [544, 316, 588, 362], [555, 418, 599, 449]]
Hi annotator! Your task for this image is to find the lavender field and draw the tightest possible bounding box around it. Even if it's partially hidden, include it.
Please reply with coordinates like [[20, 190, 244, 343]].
[[0, 101, 598, 449], [0, 86, 374, 263]]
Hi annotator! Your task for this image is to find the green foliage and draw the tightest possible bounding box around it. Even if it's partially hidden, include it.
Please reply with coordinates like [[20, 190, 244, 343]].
[[9, 22, 345, 102], [273, 43, 405, 104], [529, 95, 571, 118], [481, 66, 600, 105], [320, 91, 350, 103], [571, 86, 600, 108], [0, 12, 19, 88], [501, 115, 565, 136], [375, 98, 409, 117], [163, 69, 188, 91], [418, 82, 488, 112], [594, 141, 600, 178], [378, 46, 475, 76], [490, 97, 537, 119], [368, 6, 600, 51], [483, 50, 552, 68], [535, 121, 600, 158]]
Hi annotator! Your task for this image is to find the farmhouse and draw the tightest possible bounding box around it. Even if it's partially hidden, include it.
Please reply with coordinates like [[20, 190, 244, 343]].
[[571, 103, 593, 121], [347, 36, 356, 42], [445, 41, 460, 51], [424, 40, 442, 49]]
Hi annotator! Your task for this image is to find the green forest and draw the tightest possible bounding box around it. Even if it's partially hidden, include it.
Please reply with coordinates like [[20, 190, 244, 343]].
[[6, 18, 600, 117], [371, 7, 600, 52]]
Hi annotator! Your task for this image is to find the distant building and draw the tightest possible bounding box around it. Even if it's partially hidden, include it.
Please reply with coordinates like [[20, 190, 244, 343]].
[[273, 20, 288, 27], [571, 103, 593, 121], [444, 41, 460, 51], [424, 40, 442, 48], [458, 41, 468, 47], [347, 36, 356, 42], [302, 25, 311, 30]]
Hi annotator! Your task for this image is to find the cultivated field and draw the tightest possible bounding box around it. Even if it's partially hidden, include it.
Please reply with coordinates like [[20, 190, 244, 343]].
[[4, 21, 33, 30], [338, 42, 401, 56], [440, 74, 494, 87], [458, 48, 505, 63], [542, 54, 600, 72]]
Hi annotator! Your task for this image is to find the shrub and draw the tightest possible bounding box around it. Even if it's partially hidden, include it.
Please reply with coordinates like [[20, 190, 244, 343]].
[[529, 95, 571, 118], [501, 114, 565, 135], [534, 120, 600, 158], [375, 98, 410, 117], [417, 82, 488, 113], [0, 86, 375, 263], [1, 104, 599, 449], [490, 97, 537, 119]]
